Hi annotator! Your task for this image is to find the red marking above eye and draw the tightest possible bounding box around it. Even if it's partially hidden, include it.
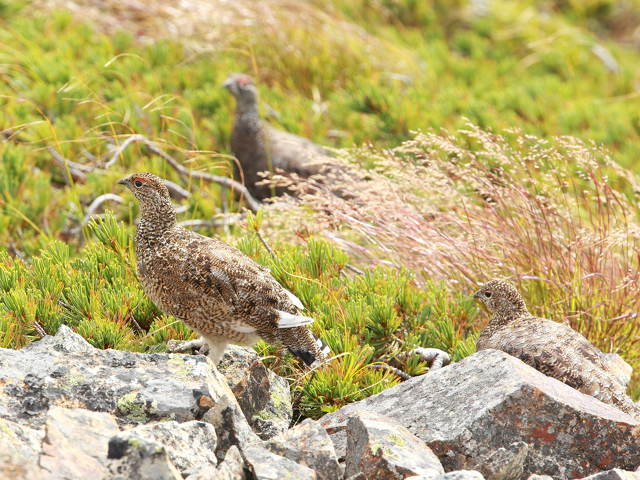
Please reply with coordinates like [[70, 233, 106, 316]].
[[238, 76, 252, 85], [132, 177, 147, 184]]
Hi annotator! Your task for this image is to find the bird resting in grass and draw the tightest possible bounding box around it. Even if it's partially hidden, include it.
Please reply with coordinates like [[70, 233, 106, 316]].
[[474, 278, 639, 419], [223, 73, 335, 199], [118, 172, 330, 366]]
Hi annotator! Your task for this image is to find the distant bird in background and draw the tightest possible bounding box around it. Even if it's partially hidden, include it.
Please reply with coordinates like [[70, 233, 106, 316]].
[[223, 73, 334, 199], [118, 172, 330, 366], [474, 279, 640, 419]]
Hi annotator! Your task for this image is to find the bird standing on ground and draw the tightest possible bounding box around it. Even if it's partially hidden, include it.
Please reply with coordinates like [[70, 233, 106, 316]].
[[118, 172, 330, 366], [473, 279, 639, 419], [223, 73, 334, 199]]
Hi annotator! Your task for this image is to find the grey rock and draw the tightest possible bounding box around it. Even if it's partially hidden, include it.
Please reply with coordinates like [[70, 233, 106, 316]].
[[218, 345, 293, 440], [469, 441, 529, 480], [579, 469, 640, 480], [110, 421, 217, 475], [526, 476, 554, 480], [106, 435, 182, 480], [0, 417, 45, 479], [320, 350, 640, 479], [0, 325, 239, 428], [202, 396, 261, 461], [264, 418, 341, 480], [185, 446, 247, 480], [39, 407, 119, 480], [344, 410, 444, 480], [435, 471, 485, 480], [22, 325, 92, 354], [244, 443, 317, 480]]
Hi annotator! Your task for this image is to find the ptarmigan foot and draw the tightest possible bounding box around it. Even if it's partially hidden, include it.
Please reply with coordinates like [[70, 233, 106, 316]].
[[406, 347, 451, 370], [166, 338, 209, 356]]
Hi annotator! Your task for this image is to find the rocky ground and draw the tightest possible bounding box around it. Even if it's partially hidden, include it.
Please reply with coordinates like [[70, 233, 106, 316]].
[[1, 326, 639, 480]]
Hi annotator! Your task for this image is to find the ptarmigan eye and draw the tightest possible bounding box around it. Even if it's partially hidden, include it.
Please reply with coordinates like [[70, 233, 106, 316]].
[[134, 180, 143, 188], [484, 292, 492, 298]]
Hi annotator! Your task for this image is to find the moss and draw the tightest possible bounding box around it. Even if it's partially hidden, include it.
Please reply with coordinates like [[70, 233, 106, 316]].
[[385, 433, 407, 448], [116, 391, 155, 423]]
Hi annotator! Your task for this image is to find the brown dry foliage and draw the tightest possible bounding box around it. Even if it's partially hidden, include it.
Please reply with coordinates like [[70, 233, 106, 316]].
[[268, 125, 640, 389]]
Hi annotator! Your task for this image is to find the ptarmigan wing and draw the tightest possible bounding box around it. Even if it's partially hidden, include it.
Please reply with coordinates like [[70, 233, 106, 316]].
[[481, 317, 626, 398], [181, 230, 312, 331], [265, 125, 335, 176]]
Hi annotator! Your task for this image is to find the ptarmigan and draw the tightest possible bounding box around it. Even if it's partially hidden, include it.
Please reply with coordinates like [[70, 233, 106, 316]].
[[223, 73, 334, 199], [118, 172, 330, 366], [474, 279, 639, 418]]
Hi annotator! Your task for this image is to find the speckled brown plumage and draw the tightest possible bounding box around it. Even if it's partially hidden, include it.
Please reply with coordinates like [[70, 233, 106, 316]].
[[223, 73, 334, 199], [474, 279, 639, 419], [118, 172, 329, 366]]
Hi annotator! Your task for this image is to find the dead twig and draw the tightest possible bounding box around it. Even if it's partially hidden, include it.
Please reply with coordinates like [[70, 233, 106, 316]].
[[164, 179, 191, 201], [132, 135, 261, 211], [33, 321, 47, 338], [256, 229, 276, 258], [48, 147, 89, 183], [102, 135, 145, 168], [178, 213, 246, 230], [81, 193, 124, 226]]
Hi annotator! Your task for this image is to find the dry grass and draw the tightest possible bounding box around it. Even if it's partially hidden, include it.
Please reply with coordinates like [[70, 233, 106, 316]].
[[268, 124, 640, 394]]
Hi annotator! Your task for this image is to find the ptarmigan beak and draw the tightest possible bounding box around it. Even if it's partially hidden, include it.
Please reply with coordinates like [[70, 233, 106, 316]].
[[222, 78, 233, 90], [117, 177, 129, 186], [472, 290, 481, 300]]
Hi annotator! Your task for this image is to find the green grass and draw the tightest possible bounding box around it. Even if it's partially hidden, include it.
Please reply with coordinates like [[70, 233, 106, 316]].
[[1, 0, 640, 415]]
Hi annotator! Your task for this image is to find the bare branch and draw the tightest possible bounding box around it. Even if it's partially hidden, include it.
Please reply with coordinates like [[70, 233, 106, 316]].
[[48, 147, 89, 183], [256, 229, 275, 258], [81, 193, 124, 226], [102, 134, 146, 168], [178, 212, 246, 230], [345, 263, 365, 275], [164, 179, 191, 201], [33, 321, 47, 338], [143, 139, 261, 211], [97, 134, 261, 211]]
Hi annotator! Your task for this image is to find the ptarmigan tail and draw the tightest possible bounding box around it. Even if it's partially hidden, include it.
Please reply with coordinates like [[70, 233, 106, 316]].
[[280, 326, 330, 367]]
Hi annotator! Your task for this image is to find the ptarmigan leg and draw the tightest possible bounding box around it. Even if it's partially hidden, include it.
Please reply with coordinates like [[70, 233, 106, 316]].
[[202, 335, 229, 365]]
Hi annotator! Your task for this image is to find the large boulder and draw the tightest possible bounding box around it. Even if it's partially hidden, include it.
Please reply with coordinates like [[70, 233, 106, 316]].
[[0, 325, 239, 428], [185, 446, 248, 480], [106, 434, 183, 480], [0, 417, 45, 479], [0, 326, 257, 478], [320, 349, 640, 479], [218, 345, 293, 440], [243, 443, 317, 480], [263, 418, 341, 480], [40, 407, 119, 480], [108, 421, 217, 476], [579, 470, 640, 480], [344, 410, 444, 480]]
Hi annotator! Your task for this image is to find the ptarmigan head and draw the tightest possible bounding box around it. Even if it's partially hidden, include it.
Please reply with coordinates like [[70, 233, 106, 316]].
[[117, 172, 171, 208], [223, 73, 258, 108], [473, 279, 529, 319]]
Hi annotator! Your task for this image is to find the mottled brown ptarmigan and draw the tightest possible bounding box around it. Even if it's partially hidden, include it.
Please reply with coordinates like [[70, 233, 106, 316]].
[[118, 172, 330, 366], [223, 73, 334, 199], [473, 279, 639, 419]]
